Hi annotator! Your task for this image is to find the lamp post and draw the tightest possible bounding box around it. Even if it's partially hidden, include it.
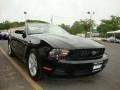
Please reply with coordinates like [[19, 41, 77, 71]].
[[87, 11, 95, 38], [24, 11, 27, 26], [50, 15, 53, 24]]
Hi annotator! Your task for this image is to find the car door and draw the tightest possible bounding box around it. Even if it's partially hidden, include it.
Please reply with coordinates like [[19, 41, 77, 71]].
[[10, 33, 21, 57], [13, 30, 28, 60]]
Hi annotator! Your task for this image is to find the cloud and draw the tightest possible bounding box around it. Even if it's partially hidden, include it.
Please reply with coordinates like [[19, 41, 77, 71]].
[[0, 0, 120, 25]]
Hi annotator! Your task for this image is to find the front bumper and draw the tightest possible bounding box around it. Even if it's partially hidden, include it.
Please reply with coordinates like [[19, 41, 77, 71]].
[[43, 54, 108, 76]]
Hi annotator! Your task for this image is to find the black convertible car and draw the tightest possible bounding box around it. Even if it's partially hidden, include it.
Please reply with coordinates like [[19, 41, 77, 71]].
[[8, 23, 108, 80]]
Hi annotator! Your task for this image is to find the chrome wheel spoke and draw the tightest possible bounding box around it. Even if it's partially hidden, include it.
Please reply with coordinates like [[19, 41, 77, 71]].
[[8, 44, 11, 55], [28, 53, 37, 76]]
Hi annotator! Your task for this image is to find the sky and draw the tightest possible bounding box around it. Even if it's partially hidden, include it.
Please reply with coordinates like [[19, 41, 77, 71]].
[[0, 0, 120, 25]]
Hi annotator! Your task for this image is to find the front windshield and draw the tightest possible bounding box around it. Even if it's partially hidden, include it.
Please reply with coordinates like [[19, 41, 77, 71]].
[[27, 23, 70, 35]]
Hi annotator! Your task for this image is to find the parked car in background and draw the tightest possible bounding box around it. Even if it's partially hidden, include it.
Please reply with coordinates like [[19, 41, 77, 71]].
[[0, 31, 9, 40], [8, 23, 108, 80], [0, 32, 1, 40]]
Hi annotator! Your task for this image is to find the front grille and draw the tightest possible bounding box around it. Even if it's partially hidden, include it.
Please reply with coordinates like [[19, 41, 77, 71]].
[[67, 48, 105, 60]]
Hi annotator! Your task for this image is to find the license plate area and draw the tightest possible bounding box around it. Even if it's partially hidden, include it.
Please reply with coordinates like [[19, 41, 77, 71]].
[[93, 64, 102, 69], [92, 62, 103, 72]]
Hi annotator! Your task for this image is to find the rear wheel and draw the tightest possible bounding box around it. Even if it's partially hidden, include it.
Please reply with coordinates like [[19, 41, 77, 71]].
[[8, 43, 14, 57], [28, 49, 43, 80]]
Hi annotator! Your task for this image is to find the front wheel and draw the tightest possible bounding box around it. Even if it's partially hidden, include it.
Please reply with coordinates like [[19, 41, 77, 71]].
[[8, 43, 14, 57], [28, 49, 43, 80]]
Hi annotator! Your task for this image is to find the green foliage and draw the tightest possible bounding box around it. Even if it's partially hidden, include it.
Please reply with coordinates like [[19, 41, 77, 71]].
[[0, 19, 48, 30], [3, 21, 11, 30], [0, 20, 12, 30], [27, 19, 48, 23], [70, 21, 83, 34], [0, 16, 119, 38], [0, 21, 25, 30], [0, 23, 5, 30], [97, 16, 120, 37], [59, 24, 71, 32], [70, 19, 94, 37], [59, 19, 94, 37]]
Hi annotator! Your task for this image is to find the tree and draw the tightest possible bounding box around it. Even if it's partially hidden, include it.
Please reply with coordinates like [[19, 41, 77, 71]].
[[70, 19, 94, 37], [59, 24, 71, 32], [70, 21, 84, 34], [11, 22, 19, 28], [4, 20, 11, 30], [97, 16, 120, 37], [0, 19, 48, 30], [0, 23, 5, 30], [27, 19, 48, 23], [80, 19, 94, 37]]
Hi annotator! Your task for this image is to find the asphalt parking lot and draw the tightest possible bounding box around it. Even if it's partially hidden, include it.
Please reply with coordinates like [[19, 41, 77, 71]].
[[0, 40, 120, 90]]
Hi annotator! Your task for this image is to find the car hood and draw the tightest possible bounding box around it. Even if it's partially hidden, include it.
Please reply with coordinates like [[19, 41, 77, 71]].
[[30, 34, 105, 49]]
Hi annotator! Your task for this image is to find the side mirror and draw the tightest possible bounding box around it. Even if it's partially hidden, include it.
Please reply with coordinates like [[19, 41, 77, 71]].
[[15, 30, 24, 34], [22, 31, 26, 38], [15, 30, 26, 38]]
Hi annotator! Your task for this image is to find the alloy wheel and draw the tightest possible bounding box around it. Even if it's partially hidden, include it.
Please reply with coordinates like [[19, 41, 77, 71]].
[[28, 53, 38, 77]]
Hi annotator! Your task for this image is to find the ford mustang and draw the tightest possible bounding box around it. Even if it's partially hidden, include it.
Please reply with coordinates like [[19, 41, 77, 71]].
[[8, 23, 108, 80]]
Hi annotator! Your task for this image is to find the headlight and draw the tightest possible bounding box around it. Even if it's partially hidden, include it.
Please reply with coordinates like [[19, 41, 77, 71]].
[[49, 49, 69, 60]]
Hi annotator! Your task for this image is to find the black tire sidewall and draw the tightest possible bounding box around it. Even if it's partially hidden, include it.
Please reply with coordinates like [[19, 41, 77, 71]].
[[28, 49, 43, 81]]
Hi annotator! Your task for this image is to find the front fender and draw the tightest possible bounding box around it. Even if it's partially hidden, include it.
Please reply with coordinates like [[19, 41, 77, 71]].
[[25, 40, 52, 62]]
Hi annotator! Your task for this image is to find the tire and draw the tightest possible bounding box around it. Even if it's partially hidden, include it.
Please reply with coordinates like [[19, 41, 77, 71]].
[[28, 49, 43, 81], [8, 43, 15, 57]]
